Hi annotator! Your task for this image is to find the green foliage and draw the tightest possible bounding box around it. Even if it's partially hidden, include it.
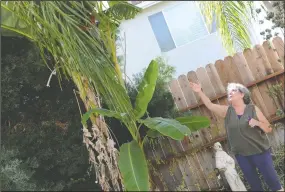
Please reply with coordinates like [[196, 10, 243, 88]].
[[134, 60, 159, 119], [267, 83, 284, 100], [0, 147, 38, 191], [1, 1, 138, 139], [139, 117, 191, 140], [106, 1, 141, 21], [146, 129, 162, 138], [1, 3, 142, 190], [1, 37, 100, 191], [198, 1, 254, 55], [83, 60, 210, 191], [267, 83, 284, 117], [82, 108, 126, 125], [175, 116, 211, 132], [255, 1, 284, 40], [118, 141, 149, 191], [128, 56, 178, 118]]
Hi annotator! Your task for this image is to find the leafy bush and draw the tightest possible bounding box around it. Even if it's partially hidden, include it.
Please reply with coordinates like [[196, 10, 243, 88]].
[[0, 147, 38, 191], [1, 37, 100, 191], [127, 56, 178, 118]]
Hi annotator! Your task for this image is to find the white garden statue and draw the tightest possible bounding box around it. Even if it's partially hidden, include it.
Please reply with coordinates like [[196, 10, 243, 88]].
[[214, 142, 247, 191]]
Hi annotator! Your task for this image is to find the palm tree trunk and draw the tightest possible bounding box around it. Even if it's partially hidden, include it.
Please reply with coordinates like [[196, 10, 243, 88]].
[[72, 73, 123, 191]]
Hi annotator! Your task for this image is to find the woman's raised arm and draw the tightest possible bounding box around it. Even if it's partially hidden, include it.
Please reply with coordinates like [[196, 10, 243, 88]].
[[189, 82, 228, 118]]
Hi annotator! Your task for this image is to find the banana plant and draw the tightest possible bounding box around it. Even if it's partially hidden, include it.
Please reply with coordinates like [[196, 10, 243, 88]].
[[82, 60, 210, 191]]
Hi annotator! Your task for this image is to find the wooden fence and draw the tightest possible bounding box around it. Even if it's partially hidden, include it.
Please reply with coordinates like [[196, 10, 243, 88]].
[[144, 37, 285, 191]]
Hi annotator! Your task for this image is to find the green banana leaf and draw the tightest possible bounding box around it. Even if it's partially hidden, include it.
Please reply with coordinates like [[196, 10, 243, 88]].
[[134, 60, 158, 119], [146, 129, 162, 138], [139, 117, 191, 140], [175, 116, 210, 131], [81, 108, 126, 125], [118, 140, 149, 191]]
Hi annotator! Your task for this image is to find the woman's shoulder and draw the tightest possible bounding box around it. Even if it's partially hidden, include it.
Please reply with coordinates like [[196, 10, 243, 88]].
[[247, 103, 256, 108]]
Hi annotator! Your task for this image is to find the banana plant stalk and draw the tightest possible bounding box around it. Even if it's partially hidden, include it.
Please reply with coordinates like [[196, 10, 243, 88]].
[[82, 60, 211, 191]]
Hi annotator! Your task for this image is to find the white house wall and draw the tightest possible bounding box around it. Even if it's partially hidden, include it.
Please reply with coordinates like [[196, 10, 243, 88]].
[[118, 1, 262, 78]]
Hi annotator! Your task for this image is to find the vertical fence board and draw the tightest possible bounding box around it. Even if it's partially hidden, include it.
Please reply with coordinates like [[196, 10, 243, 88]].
[[257, 83, 278, 118], [149, 165, 167, 191], [212, 99, 227, 137], [177, 75, 203, 149], [249, 86, 271, 118], [205, 63, 226, 95], [187, 71, 202, 102], [224, 56, 243, 84], [256, 44, 274, 75], [233, 52, 255, 84], [184, 110, 202, 150], [196, 67, 216, 98], [267, 129, 281, 152], [263, 41, 284, 72], [272, 37, 285, 65], [193, 67, 216, 143], [275, 124, 285, 146], [177, 75, 197, 105], [243, 48, 266, 80], [215, 60, 230, 88], [196, 149, 218, 190], [276, 73, 285, 108], [187, 71, 214, 145], [192, 152, 210, 190], [244, 45, 281, 115], [176, 158, 198, 190], [144, 140, 155, 161], [169, 79, 187, 110], [195, 67, 219, 141], [192, 68, 217, 142], [205, 63, 228, 137], [157, 138, 181, 191]]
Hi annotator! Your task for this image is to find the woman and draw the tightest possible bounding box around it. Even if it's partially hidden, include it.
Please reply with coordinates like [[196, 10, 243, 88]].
[[189, 82, 283, 191]]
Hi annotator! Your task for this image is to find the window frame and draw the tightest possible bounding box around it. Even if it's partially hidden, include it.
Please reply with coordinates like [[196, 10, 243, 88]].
[[149, 1, 217, 52]]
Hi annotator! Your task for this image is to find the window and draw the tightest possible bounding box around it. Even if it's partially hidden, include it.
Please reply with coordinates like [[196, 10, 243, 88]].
[[148, 12, 176, 52], [148, 2, 217, 52]]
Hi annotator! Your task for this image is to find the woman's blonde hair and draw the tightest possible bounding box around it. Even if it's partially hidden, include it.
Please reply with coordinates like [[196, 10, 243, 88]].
[[227, 83, 251, 104]]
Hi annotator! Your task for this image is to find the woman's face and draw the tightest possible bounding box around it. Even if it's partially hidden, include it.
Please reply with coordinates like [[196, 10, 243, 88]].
[[228, 88, 244, 103]]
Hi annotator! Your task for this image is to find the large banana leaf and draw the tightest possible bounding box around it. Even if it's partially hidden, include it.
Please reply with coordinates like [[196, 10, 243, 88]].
[[146, 129, 162, 138], [118, 140, 149, 191], [139, 117, 191, 140], [134, 60, 158, 119], [81, 108, 126, 125], [175, 116, 210, 131]]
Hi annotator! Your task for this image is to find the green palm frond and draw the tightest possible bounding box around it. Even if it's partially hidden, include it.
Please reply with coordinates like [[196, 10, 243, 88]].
[[94, 2, 141, 85], [105, 1, 141, 23], [199, 1, 255, 55], [1, 1, 138, 137]]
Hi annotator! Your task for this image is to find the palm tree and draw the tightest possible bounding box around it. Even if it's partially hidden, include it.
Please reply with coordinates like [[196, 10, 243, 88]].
[[1, 1, 260, 190], [198, 1, 255, 55], [1, 1, 140, 190]]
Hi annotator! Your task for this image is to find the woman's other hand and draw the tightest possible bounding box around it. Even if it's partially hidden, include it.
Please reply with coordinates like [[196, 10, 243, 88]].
[[248, 117, 260, 128]]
